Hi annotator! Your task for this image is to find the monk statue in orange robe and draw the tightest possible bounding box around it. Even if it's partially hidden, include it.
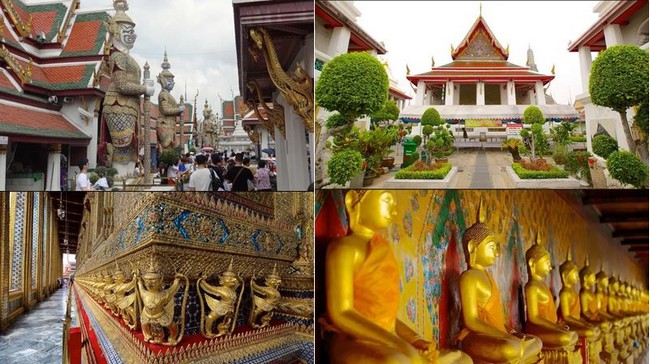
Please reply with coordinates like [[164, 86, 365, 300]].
[[321, 190, 471, 364]]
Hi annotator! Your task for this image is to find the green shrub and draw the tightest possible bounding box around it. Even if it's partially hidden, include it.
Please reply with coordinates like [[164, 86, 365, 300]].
[[570, 136, 587, 143], [635, 101, 648, 138], [327, 149, 364, 186], [591, 134, 618, 159], [421, 107, 442, 127], [395, 163, 452, 179], [512, 163, 569, 179], [88, 172, 99, 184], [412, 135, 422, 147], [606, 151, 648, 188], [552, 147, 568, 165], [315, 52, 388, 120], [564, 150, 592, 184]]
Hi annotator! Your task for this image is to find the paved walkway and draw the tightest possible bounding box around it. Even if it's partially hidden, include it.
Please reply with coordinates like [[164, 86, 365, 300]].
[[369, 149, 517, 189], [0, 287, 77, 363]]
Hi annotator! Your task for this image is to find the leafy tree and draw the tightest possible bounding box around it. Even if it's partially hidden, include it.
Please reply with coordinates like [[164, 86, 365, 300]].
[[634, 101, 648, 142], [606, 151, 648, 188], [370, 99, 400, 127], [327, 149, 364, 186], [522, 105, 546, 159], [420, 107, 443, 163], [589, 45, 649, 164], [315, 52, 389, 187], [592, 134, 619, 159]]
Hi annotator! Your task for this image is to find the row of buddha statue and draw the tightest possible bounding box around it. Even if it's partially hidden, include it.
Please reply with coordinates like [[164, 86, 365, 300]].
[[321, 190, 648, 364], [76, 259, 283, 346]]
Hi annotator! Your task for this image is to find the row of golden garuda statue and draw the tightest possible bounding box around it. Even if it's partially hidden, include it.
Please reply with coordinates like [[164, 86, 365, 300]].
[[320, 190, 649, 364], [76, 259, 283, 347]]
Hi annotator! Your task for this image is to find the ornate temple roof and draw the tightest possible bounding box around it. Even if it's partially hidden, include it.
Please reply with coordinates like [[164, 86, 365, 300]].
[[0, 0, 109, 144], [0, 100, 90, 143], [407, 14, 554, 86]]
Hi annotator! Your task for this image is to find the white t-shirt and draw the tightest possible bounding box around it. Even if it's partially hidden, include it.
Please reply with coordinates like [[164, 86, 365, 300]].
[[188, 167, 212, 191], [76, 172, 91, 191], [167, 165, 180, 178]]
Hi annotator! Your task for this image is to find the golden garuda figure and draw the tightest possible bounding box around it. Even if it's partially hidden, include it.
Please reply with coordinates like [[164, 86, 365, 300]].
[[137, 261, 189, 346], [249, 264, 282, 329], [112, 265, 139, 330], [197, 258, 244, 338], [103, 0, 154, 172], [156, 51, 184, 153]]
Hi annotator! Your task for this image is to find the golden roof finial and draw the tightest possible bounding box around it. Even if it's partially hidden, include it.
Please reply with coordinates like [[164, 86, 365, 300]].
[[431, 56, 435, 68], [268, 262, 280, 279], [479, 2, 483, 17], [222, 257, 237, 277], [551, 64, 556, 75], [451, 43, 455, 54], [506, 44, 509, 54], [406, 64, 410, 75]]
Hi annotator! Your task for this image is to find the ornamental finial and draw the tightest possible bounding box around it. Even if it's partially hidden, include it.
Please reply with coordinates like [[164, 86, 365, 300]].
[[479, 2, 482, 17], [406, 64, 410, 75]]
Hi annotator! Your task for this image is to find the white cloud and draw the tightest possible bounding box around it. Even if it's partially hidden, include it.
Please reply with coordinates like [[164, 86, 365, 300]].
[[79, 0, 240, 113], [353, 1, 601, 106]]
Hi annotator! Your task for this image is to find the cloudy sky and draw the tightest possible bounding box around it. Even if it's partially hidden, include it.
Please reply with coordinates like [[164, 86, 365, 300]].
[[78, 0, 240, 116], [353, 1, 600, 105]]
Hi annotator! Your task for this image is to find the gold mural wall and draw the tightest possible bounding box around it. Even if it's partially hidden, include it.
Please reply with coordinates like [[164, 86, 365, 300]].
[[368, 190, 645, 349]]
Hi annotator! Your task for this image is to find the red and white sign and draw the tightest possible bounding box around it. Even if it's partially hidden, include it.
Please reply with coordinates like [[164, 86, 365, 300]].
[[507, 123, 523, 139]]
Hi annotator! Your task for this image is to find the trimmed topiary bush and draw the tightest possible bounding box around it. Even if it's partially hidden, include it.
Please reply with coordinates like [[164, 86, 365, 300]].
[[522, 105, 546, 159], [570, 136, 587, 143], [327, 149, 364, 186], [512, 163, 569, 179], [635, 101, 648, 139], [590, 45, 649, 163], [395, 162, 452, 179], [421, 107, 442, 127], [606, 151, 648, 188], [412, 135, 422, 147], [591, 134, 618, 159], [316, 52, 388, 120]]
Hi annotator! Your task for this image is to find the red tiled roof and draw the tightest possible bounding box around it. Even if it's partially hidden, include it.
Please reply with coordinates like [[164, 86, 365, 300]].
[[63, 20, 101, 52], [389, 86, 411, 100], [30, 10, 58, 37], [223, 101, 234, 119], [0, 71, 17, 90], [407, 60, 553, 85], [452, 15, 508, 61], [0, 102, 89, 141]]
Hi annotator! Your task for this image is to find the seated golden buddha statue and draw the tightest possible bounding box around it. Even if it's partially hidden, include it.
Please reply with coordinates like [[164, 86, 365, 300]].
[[137, 263, 189, 346], [523, 233, 579, 352], [580, 258, 613, 360], [249, 264, 282, 329], [197, 258, 243, 338], [322, 190, 470, 364], [458, 200, 542, 363], [595, 265, 616, 322], [557, 251, 600, 340]]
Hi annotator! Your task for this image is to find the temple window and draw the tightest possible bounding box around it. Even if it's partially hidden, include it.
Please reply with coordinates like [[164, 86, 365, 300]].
[[484, 84, 502, 105]]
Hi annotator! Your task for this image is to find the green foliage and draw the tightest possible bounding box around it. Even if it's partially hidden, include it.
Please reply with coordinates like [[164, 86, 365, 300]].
[[606, 151, 648, 188], [88, 172, 99, 185], [325, 112, 349, 129], [395, 163, 452, 179], [522, 105, 545, 125], [570, 136, 587, 142], [421, 107, 442, 127], [159, 149, 180, 171], [552, 147, 568, 165], [564, 150, 592, 184], [422, 125, 434, 137], [589, 45, 649, 113], [531, 124, 549, 156], [635, 101, 648, 139], [315, 52, 389, 120], [327, 149, 364, 186], [512, 163, 569, 179], [189, 147, 197, 153], [550, 121, 575, 147], [412, 135, 422, 147], [425, 127, 455, 159], [370, 99, 400, 124], [591, 134, 619, 159]]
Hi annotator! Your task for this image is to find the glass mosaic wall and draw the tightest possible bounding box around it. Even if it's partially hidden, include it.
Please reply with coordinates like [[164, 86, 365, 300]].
[[10, 192, 26, 292], [42, 198, 48, 288], [31, 193, 40, 289]]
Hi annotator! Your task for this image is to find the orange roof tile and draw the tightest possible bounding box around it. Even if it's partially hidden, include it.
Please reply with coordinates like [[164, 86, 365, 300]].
[[63, 20, 101, 52], [0, 102, 89, 140]]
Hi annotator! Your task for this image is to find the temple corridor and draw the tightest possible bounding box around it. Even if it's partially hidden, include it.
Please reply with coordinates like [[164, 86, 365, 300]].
[[0, 286, 77, 363]]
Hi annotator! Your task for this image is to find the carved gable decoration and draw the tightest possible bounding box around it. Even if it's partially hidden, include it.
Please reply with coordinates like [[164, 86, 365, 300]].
[[452, 16, 509, 61], [456, 29, 503, 60]]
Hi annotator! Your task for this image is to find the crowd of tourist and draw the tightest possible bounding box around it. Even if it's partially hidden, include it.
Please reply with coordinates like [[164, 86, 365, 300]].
[[161, 149, 276, 192]]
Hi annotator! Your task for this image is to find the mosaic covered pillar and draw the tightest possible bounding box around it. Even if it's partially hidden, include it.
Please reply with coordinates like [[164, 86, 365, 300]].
[[0, 193, 10, 331], [0, 144, 6, 191]]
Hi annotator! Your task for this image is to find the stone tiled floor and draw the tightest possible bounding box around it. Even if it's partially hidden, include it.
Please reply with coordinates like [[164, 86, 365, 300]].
[[0, 287, 77, 364]]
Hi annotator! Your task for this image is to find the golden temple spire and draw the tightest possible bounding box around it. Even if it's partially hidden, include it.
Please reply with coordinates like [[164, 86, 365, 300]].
[[406, 64, 410, 75], [431, 56, 435, 68], [479, 2, 482, 17], [551, 64, 556, 75]]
